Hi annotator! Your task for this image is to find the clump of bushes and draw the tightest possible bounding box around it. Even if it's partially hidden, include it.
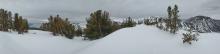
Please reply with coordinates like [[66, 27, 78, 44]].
[[182, 26, 199, 44], [40, 15, 76, 39]]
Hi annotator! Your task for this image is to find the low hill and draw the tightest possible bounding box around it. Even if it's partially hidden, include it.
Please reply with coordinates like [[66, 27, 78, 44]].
[[77, 24, 220, 54]]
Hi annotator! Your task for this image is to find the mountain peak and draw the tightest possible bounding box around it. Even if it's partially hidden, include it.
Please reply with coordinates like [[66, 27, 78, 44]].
[[183, 16, 220, 33], [187, 16, 212, 21]]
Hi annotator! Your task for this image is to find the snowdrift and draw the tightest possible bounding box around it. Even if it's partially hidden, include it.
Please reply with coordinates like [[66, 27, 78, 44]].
[[0, 30, 93, 54], [77, 24, 220, 54], [0, 24, 220, 54]]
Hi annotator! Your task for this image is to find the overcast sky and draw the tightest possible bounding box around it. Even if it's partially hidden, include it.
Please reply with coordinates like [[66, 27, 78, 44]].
[[0, 0, 220, 22]]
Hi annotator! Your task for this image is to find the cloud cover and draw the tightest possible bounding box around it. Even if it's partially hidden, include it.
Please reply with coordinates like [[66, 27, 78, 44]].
[[0, 0, 219, 21]]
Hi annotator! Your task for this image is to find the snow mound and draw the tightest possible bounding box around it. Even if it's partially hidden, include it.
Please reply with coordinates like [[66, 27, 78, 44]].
[[0, 30, 93, 54], [77, 24, 220, 54]]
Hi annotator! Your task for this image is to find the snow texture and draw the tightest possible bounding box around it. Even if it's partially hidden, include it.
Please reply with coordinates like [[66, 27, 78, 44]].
[[77, 24, 220, 54], [0, 24, 220, 54], [0, 30, 93, 54]]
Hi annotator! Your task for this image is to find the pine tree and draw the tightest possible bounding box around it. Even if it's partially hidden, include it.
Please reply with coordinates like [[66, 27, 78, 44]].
[[84, 10, 113, 40], [0, 9, 13, 31], [14, 13, 19, 31], [7, 11, 13, 31], [63, 18, 75, 39], [121, 17, 136, 28], [166, 6, 172, 31], [0, 9, 28, 33], [75, 24, 83, 36], [111, 21, 121, 32], [18, 16, 23, 34], [23, 19, 29, 32], [170, 5, 179, 33], [13, 15, 29, 34], [40, 15, 76, 39], [165, 5, 180, 34]]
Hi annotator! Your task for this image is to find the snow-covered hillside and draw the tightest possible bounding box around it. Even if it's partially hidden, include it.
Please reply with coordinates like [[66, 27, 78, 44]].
[[0, 30, 94, 54], [1, 24, 220, 54], [183, 16, 220, 33], [77, 24, 220, 54]]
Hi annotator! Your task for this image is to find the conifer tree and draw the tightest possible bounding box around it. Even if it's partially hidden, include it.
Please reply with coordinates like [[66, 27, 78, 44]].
[[0, 9, 28, 33], [111, 21, 121, 32], [84, 10, 113, 40], [170, 5, 179, 33], [17, 16, 23, 34], [0, 9, 13, 31], [14, 13, 19, 31], [23, 19, 29, 32], [13, 15, 29, 34], [121, 17, 136, 28], [40, 15, 76, 39], [166, 6, 172, 31], [75, 24, 83, 36], [7, 11, 13, 31], [165, 5, 180, 34]]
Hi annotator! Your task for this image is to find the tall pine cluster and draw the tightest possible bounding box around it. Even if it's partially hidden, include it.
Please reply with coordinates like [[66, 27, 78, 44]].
[[84, 10, 119, 40], [14, 13, 29, 34], [0, 9, 28, 34], [165, 5, 180, 34], [0, 9, 13, 31], [40, 15, 76, 39]]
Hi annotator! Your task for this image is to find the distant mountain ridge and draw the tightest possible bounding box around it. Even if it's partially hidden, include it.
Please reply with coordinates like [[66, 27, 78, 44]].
[[28, 16, 220, 33], [183, 16, 220, 33]]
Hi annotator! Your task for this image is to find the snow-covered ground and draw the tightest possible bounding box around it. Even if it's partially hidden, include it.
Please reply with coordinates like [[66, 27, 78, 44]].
[[1, 24, 220, 54], [0, 30, 94, 54], [77, 24, 220, 54]]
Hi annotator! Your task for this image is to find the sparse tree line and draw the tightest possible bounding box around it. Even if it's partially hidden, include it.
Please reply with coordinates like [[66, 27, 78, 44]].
[[142, 5, 199, 44], [121, 17, 137, 28], [143, 5, 181, 33], [40, 10, 137, 40], [0, 9, 138, 40], [81, 10, 137, 40], [144, 17, 162, 25], [0, 9, 28, 34], [0, 5, 199, 43]]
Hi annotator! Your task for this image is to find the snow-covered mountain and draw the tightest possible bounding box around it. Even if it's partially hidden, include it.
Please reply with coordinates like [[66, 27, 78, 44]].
[[183, 16, 220, 33]]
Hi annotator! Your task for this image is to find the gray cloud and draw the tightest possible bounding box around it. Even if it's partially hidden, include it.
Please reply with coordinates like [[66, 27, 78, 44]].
[[197, 0, 220, 19], [202, 0, 220, 11], [0, 0, 220, 22]]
